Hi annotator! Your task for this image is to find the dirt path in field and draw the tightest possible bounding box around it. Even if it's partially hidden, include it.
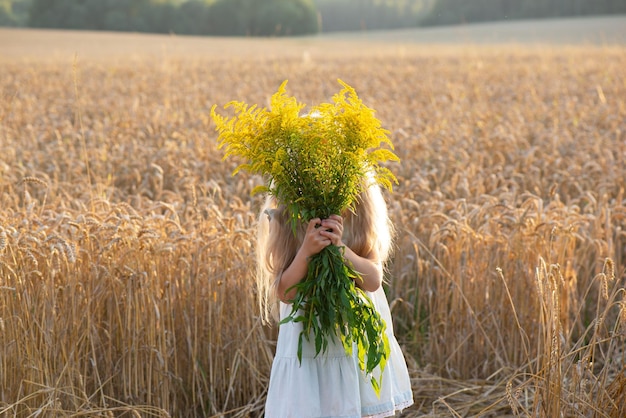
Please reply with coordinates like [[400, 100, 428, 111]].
[[319, 15, 626, 45], [1, 15, 625, 63]]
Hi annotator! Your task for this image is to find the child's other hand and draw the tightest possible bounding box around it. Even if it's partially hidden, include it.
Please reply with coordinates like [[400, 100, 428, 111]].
[[299, 218, 331, 257]]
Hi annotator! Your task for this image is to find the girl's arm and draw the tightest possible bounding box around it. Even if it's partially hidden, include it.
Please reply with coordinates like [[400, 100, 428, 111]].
[[320, 214, 383, 292], [276, 218, 331, 302], [340, 245, 383, 292]]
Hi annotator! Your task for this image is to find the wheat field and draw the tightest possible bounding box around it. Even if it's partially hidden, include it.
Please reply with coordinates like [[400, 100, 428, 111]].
[[0, 27, 625, 417]]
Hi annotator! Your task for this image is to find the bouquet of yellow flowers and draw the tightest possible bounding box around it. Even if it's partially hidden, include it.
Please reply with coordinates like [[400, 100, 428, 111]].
[[211, 80, 398, 394]]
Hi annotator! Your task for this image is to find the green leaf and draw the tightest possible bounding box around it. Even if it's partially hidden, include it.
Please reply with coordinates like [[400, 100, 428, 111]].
[[370, 375, 382, 398]]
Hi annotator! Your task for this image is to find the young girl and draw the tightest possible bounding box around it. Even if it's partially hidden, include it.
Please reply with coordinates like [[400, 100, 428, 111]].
[[257, 180, 414, 418]]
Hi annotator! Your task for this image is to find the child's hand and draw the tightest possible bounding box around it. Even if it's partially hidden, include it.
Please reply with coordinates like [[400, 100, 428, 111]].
[[320, 215, 344, 248], [299, 215, 344, 258], [299, 218, 331, 258], [278, 215, 350, 302]]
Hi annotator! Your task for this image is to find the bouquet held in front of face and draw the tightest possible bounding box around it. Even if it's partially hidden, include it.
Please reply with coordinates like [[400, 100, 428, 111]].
[[211, 80, 399, 395]]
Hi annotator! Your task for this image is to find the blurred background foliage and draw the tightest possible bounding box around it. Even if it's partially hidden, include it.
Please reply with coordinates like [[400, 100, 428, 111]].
[[1, 0, 625, 36]]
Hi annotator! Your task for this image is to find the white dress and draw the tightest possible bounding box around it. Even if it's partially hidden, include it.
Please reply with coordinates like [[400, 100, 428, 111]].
[[265, 287, 414, 418]]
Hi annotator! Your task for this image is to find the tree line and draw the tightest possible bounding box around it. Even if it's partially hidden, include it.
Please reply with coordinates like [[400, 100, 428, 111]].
[[420, 0, 626, 26], [1, 0, 624, 36], [26, 0, 319, 36]]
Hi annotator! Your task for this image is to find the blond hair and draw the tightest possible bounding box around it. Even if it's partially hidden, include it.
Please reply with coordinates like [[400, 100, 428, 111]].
[[255, 181, 394, 323]]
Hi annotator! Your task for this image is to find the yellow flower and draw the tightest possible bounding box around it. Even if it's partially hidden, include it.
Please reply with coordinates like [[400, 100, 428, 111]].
[[212, 79, 399, 226]]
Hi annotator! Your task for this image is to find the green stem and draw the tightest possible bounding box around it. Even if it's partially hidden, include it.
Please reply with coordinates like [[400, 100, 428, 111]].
[[305, 283, 316, 336]]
